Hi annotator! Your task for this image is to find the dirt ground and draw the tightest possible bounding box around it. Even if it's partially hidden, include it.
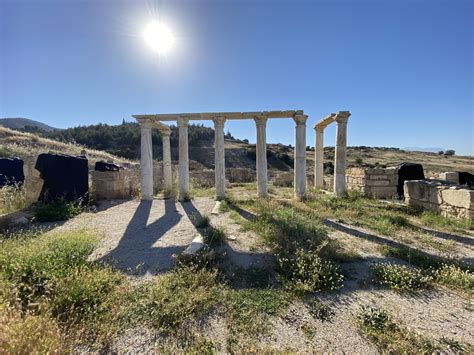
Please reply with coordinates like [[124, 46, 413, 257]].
[[43, 196, 473, 352]]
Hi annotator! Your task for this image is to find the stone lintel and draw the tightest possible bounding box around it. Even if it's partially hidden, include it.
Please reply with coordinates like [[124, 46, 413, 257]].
[[132, 110, 303, 122]]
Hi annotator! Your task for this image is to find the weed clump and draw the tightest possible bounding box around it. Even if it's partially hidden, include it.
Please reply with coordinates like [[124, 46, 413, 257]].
[[277, 249, 343, 293], [34, 199, 83, 222], [371, 263, 429, 291], [125, 267, 221, 334], [433, 264, 473, 290], [356, 306, 439, 353]]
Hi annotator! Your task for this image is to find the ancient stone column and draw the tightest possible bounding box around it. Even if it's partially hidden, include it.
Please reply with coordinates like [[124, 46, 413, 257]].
[[177, 117, 189, 200], [314, 125, 324, 189], [334, 112, 351, 196], [140, 120, 154, 200], [213, 116, 226, 200], [254, 116, 268, 197], [293, 114, 308, 199], [160, 128, 172, 192]]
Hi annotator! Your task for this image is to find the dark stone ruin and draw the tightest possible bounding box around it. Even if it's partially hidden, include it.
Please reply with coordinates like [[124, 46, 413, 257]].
[[0, 157, 24, 187], [397, 162, 425, 198], [35, 153, 89, 204]]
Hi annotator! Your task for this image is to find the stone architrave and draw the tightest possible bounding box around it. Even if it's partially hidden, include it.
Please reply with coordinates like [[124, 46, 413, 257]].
[[334, 112, 351, 196], [177, 117, 190, 200], [293, 114, 308, 199], [254, 116, 268, 197], [140, 120, 153, 200], [213, 116, 226, 200]]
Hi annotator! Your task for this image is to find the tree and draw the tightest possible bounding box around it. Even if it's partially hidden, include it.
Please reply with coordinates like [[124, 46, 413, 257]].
[[445, 149, 455, 156]]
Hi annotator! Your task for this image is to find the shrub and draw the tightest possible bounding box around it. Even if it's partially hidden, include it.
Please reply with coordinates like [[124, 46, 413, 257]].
[[277, 249, 343, 293], [371, 263, 429, 291], [445, 149, 455, 156], [357, 306, 390, 331], [34, 200, 83, 222], [433, 264, 473, 290], [355, 157, 363, 165]]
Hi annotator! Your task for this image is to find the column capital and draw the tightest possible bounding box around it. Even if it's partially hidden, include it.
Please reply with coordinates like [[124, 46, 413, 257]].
[[314, 125, 325, 133], [138, 119, 153, 129], [293, 114, 308, 126], [334, 111, 351, 124], [254, 115, 268, 126], [159, 128, 171, 137], [212, 116, 226, 126], [177, 116, 189, 127]]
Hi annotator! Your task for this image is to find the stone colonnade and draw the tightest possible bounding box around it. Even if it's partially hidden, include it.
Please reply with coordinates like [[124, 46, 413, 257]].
[[134, 111, 309, 201], [313, 111, 351, 196]]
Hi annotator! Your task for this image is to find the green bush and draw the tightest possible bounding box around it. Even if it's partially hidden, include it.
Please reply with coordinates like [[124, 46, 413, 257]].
[[357, 306, 390, 331], [277, 249, 343, 293], [433, 264, 473, 290], [371, 263, 429, 291], [34, 200, 83, 222]]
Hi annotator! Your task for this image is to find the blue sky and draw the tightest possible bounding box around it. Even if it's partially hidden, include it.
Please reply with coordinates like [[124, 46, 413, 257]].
[[1, 0, 473, 155]]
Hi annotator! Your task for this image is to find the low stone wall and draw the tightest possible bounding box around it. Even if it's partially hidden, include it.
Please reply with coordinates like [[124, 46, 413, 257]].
[[346, 167, 398, 199], [404, 180, 473, 219], [91, 169, 140, 201]]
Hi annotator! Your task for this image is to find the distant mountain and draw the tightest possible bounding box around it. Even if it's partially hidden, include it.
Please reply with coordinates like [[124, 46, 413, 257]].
[[403, 147, 445, 153], [0, 117, 57, 132]]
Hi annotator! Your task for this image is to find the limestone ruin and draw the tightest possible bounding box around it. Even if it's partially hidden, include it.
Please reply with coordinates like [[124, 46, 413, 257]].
[[133, 110, 311, 201], [313, 111, 351, 196]]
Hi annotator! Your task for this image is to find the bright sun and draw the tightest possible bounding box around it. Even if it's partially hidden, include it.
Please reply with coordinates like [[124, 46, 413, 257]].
[[144, 21, 175, 54]]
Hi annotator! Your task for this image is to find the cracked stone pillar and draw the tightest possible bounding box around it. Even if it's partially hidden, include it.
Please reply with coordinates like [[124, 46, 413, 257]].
[[314, 125, 324, 189], [140, 120, 154, 200], [177, 117, 189, 200], [293, 114, 308, 199], [213, 116, 226, 200], [254, 116, 268, 197], [159, 128, 172, 192], [334, 112, 351, 196]]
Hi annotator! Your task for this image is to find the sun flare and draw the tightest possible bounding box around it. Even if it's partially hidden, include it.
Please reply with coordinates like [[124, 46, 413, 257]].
[[144, 21, 174, 54]]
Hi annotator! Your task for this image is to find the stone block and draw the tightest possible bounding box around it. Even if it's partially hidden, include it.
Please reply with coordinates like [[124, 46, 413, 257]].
[[438, 172, 459, 183], [440, 188, 474, 209], [366, 179, 390, 187]]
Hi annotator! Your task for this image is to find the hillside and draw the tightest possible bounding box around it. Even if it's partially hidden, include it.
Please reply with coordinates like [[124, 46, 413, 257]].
[[0, 126, 132, 166], [1, 123, 473, 175], [0, 117, 57, 132]]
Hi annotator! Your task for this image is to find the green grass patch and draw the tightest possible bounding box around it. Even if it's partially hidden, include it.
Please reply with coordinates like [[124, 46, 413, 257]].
[[356, 306, 439, 353], [124, 267, 221, 334], [371, 263, 430, 291], [224, 288, 291, 337], [34, 200, 83, 222], [420, 211, 473, 231]]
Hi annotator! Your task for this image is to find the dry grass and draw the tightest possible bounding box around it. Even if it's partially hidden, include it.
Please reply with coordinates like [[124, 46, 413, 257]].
[[0, 126, 133, 165]]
